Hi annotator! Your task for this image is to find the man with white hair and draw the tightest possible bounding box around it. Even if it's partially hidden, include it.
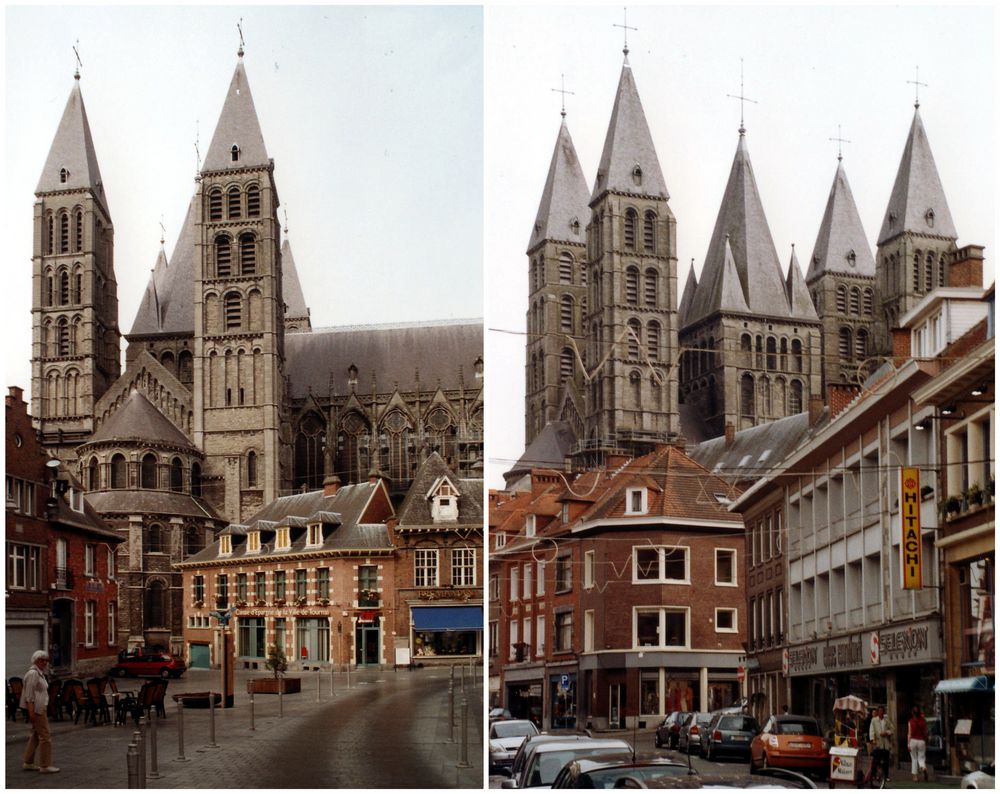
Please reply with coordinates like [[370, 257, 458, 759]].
[[20, 649, 59, 773]]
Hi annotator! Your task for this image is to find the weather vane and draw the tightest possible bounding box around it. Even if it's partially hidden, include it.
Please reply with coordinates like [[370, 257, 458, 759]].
[[237, 18, 245, 57], [551, 74, 574, 118], [829, 125, 851, 162], [194, 120, 201, 174], [73, 40, 82, 79], [283, 207, 289, 235], [159, 215, 166, 246], [726, 57, 758, 136], [907, 66, 927, 109], [613, 7, 637, 58]]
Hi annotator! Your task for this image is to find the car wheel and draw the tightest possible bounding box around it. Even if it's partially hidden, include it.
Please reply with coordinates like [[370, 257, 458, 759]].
[[112, 667, 126, 677], [749, 751, 758, 772], [706, 743, 714, 761], [655, 733, 662, 748], [160, 668, 171, 679], [761, 753, 768, 769]]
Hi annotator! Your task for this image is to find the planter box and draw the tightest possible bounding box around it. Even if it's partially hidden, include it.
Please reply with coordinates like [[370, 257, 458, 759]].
[[247, 677, 301, 694], [173, 691, 222, 709]]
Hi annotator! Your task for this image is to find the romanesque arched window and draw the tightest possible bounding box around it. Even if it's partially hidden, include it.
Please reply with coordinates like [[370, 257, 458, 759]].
[[47, 214, 55, 255], [643, 211, 656, 253], [629, 370, 642, 406], [60, 212, 70, 253], [775, 377, 787, 416], [647, 321, 660, 361], [624, 209, 638, 251], [850, 287, 860, 315], [170, 457, 183, 492], [560, 348, 574, 384], [625, 266, 639, 306], [178, 350, 194, 384], [185, 526, 203, 556], [791, 338, 803, 373], [208, 187, 223, 221], [839, 327, 852, 359], [111, 454, 127, 489], [912, 252, 922, 293], [224, 291, 242, 331], [560, 295, 573, 333], [140, 453, 158, 489], [855, 329, 868, 361], [88, 456, 100, 491], [145, 581, 165, 628], [191, 462, 202, 498], [239, 233, 256, 276], [45, 274, 54, 307], [559, 253, 573, 285], [938, 254, 946, 287], [836, 285, 847, 313], [779, 338, 788, 371], [59, 271, 70, 305], [755, 336, 764, 368], [246, 450, 258, 488], [789, 380, 804, 413], [863, 288, 874, 315], [766, 337, 777, 370], [760, 375, 772, 416], [216, 236, 232, 277], [74, 210, 83, 253], [925, 253, 934, 293], [227, 186, 241, 219], [246, 184, 261, 218], [644, 268, 658, 307], [740, 334, 752, 367], [57, 318, 70, 356], [146, 523, 163, 554], [741, 373, 755, 417], [627, 319, 641, 360]]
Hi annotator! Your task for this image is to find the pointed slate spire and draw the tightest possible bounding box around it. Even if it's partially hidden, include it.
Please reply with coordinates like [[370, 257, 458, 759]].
[[877, 107, 957, 245], [687, 134, 788, 324], [281, 239, 311, 328], [718, 237, 751, 313], [527, 118, 590, 252], [786, 246, 819, 321], [129, 198, 198, 336], [807, 160, 876, 282], [591, 61, 668, 202], [677, 265, 698, 327], [203, 54, 269, 172], [36, 77, 107, 204]]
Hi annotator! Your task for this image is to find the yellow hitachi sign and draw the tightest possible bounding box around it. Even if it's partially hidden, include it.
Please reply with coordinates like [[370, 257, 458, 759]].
[[900, 468, 922, 589]]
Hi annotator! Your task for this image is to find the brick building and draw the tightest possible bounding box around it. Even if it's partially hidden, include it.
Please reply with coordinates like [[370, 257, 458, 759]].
[[491, 445, 747, 730], [6, 386, 122, 678]]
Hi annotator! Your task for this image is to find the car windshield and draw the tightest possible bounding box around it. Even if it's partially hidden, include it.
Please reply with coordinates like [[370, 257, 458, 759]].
[[695, 713, 713, 725], [720, 716, 759, 732], [584, 764, 689, 788], [493, 721, 538, 739], [529, 748, 627, 787], [776, 720, 821, 736]]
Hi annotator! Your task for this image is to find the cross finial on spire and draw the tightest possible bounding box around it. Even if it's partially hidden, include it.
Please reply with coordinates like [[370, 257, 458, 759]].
[[159, 215, 166, 247], [194, 120, 201, 177], [551, 74, 574, 119], [829, 124, 851, 162], [283, 207, 289, 235], [907, 66, 927, 109], [73, 40, 82, 80], [726, 57, 757, 137], [613, 7, 637, 59], [237, 18, 245, 58]]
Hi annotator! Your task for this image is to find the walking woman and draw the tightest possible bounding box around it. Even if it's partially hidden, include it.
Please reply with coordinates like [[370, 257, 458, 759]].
[[906, 706, 929, 782]]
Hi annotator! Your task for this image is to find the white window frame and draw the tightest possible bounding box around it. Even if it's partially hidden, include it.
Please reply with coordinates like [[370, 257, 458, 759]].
[[84, 543, 96, 576], [510, 566, 519, 601], [522, 617, 532, 655], [584, 549, 595, 589], [489, 621, 499, 657], [451, 547, 476, 587], [275, 527, 291, 551], [8, 544, 41, 590], [510, 619, 519, 660], [536, 615, 545, 655], [85, 600, 96, 647], [714, 607, 738, 633], [625, 487, 648, 515], [525, 514, 536, 537], [632, 606, 690, 649], [495, 532, 507, 550], [632, 545, 690, 584], [219, 535, 232, 556], [522, 562, 532, 599], [489, 575, 499, 602], [536, 561, 545, 596], [247, 531, 261, 553], [584, 609, 595, 652], [108, 601, 116, 644], [414, 549, 439, 587], [715, 548, 738, 586], [306, 523, 323, 548], [107, 547, 115, 580]]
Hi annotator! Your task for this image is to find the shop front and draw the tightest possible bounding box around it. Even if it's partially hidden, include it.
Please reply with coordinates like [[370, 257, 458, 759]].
[[549, 670, 577, 729], [411, 605, 482, 661], [504, 664, 544, 728]]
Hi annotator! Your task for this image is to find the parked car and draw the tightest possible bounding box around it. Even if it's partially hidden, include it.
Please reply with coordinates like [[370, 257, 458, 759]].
[[110, 651, 186, 679], [507, 732, 595, 783], [677, 711, 713, 754], [502, 739, 632, 789], [701, 712, 760, 760], [717, 697, 749, 714], [749, 714, 827, 777], [655, 711, 691, 749], [490, 707, 513, 722], [550, 752, 692, 788], [961, 762, 995, 789], [615, 768, 817, 788], [490, 719, 540, 774]]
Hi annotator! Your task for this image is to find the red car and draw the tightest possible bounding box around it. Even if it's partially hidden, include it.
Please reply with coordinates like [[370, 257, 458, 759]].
[[110, 651, 186, 679]]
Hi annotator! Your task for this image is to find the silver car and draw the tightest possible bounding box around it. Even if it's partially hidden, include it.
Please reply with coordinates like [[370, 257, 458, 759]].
[[502, 739, 633, 789], [490, 719, 540, 773]]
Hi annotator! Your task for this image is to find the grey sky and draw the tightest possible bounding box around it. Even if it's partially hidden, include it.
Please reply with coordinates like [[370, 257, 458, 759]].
[[484, 5, 995, 488], [4, 5, 483, 398]]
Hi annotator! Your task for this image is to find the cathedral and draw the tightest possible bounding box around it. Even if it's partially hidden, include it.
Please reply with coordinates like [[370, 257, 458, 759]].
[[514, 47, 978, 475], [28, 50, 483, 651]]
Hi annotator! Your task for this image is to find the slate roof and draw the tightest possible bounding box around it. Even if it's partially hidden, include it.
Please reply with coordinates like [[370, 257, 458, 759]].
[[806, 161, 877, 282], [86, 489, 218, 520], [505, 421, 577, 483], [677, 266, 698, 328], [528, 118, 591, 252], [281, 240, 310, 322], [591, 61, 668, 202], [36, 77, 107, 211], [179, 482, 391, 566], [686, 135, 792, 325], [395, 452, 483, 530], [202, 56, 269, 173], [87, 390, 193, 449], [129, 198, 197, 337], [284, 320, 482, 400], [877, 108, 957, 245], [785, 247, 819, 321]]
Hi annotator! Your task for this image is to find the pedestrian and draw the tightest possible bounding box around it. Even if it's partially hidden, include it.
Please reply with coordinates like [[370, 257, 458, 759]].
[[907, 705, 928, 782], [20, 650, 59, 773], [869, 706, 893, 782]]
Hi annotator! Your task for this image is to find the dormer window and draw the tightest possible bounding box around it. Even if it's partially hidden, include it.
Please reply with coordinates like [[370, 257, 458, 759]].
[[846, 250, 857, 267], [231, 144, 240, 163], [925, 208, 935, 228], [631, 164, 643, 186], [347, 364, 358, 388], [625, 487, 648, 515], [526, 514, 536, 537], [431, 480, 459, 522], [306, 523, 323, 547], [570, 216, 581, 235], [275, 527, 290, 551], [495, 532, 507, 550], [247, 531, 261, 553], [219, 535, 232, 556], [59, 167, 69, 184]]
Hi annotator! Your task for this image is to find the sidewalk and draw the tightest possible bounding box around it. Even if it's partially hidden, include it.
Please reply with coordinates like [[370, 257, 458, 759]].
[[7, 666, 483, 789]]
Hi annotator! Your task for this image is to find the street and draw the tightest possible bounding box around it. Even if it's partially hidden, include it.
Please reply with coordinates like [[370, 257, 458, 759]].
[[7, 665, 483, 789]]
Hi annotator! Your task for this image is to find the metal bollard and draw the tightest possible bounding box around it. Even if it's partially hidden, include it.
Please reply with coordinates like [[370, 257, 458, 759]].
[[330, 666, 335, 696], [148, 711, 161, 779], [133, 726, 145, 785], [127, 741, 140, 788], [278, 678, 284, 718], [448, 671, 456, 742], [316, 667, 321, 702], [175, 699, 188, 761], [457, 693, 471, 768], [250, 682, 255, 731], [460, 662, 466, 692], [346, 662, 351, 689], [207, 691, 219, 748]]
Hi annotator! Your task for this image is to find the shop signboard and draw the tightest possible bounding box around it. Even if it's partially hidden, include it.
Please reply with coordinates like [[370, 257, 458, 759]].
[[786, 619, 942, 676], [900, 467, 923, 589]]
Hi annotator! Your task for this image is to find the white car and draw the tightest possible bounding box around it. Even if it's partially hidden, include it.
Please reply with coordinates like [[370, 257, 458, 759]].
[[962, 763, 995, 789], [490, 720, 540, 773]]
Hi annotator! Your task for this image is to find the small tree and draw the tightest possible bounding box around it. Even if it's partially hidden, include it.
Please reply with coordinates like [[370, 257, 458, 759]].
[[265, 644, 288, 679]]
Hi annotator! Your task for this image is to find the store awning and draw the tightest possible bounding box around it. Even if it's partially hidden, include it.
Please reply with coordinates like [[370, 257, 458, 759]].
[[412, 606, 482, 632], [934, 676, 994, 694]]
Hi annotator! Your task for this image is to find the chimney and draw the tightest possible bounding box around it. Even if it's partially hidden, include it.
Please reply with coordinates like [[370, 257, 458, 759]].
[[808, 395, 825, 426], [323, 475, 341, 497], [7, 385, 24, 404], [948, 245, 985, 288], [368, 468, 381, 486], [606, 453, 628, 470], [827, 383, 861, 420], [724, 423, 736, 448], [892, 327, 911, 366]]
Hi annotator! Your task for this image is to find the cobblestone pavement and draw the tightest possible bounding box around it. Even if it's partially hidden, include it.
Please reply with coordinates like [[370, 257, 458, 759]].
[[7, 665, 484, 790]]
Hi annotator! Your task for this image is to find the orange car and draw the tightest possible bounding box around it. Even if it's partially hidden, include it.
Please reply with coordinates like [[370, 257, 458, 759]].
[[749, 714, 828, 777]]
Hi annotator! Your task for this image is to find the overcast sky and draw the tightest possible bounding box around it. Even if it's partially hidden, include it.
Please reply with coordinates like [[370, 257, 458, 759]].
[[484, 4, 996, 488], [3, 5, 483, 399]]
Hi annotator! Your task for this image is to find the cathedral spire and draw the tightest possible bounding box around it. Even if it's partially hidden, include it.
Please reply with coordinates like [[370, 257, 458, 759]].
[[36, 78, 106, 204], [877, 106, 956, 246], [786, 245, 818, 321], [202, 54, 269, 172], [807, 159, 876, 282], [281, 238, 312, 331], [528, 117, 590, 252], [591, 60, 668, 202], [677, 263, 698, 328]]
